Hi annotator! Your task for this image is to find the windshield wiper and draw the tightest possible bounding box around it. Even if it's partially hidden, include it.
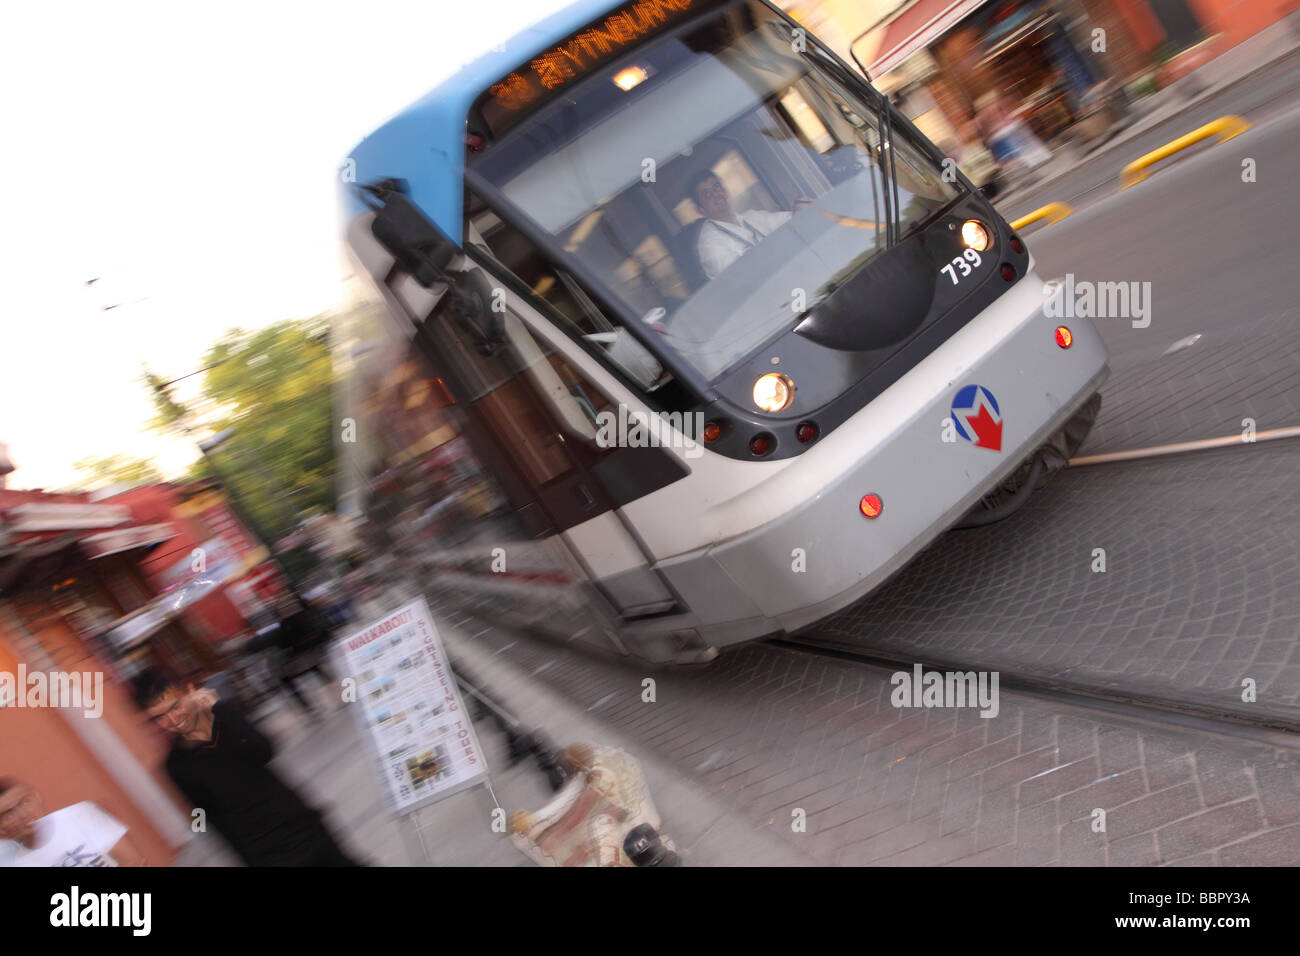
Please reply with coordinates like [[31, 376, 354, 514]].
[[800, 41, 895, 249], [874, 90, 902, 248]]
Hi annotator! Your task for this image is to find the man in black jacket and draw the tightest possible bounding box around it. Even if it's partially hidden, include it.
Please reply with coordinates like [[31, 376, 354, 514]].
[[133, 671, 361, 866], [247, 598, 336, 718]]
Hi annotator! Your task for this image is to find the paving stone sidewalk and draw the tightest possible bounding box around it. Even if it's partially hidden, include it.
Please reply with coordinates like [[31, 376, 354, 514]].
[[447, 621, 1300, 866], [172, 597, 812, 866]]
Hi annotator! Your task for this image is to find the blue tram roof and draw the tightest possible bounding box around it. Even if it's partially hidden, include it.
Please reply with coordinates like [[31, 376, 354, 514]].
[[342, 0, 632, 244]]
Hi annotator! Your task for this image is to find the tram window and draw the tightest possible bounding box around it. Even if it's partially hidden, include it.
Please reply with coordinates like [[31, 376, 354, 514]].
[[469, 4, 965, 381], [779, 89, 835, 154], [465, 190, 677, 397]]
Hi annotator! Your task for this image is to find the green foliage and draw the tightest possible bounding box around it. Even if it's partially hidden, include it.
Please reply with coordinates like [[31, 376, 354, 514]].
[[72, 454, 164, 488], [144, 316, 338, 545], [202, 318, 336, 541]]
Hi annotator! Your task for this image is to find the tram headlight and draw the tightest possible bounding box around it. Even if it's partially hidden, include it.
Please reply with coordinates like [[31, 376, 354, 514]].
[[961, 219, 991, 252], [753, 373, 795, 413]]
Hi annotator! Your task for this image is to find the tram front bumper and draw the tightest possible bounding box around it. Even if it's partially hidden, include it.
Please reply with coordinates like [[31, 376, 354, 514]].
[[659, 272, 1110, 642]]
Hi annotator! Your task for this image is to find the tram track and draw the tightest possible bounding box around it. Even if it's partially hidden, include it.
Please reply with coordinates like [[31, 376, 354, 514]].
[[443, 572, 1300, 750], [435, 578, 1300, 754], [772, 636, 1300, 751], [1067, 425, 1300, 468], [773, 435, 1300, 750]]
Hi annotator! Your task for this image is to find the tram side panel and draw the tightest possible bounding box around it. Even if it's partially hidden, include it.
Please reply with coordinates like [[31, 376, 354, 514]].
[[338, 220, 629, 654]]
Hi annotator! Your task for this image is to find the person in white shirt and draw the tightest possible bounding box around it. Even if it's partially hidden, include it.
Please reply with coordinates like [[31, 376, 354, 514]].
[[0, 778, 145, 867], [689, 171, 811, 280]]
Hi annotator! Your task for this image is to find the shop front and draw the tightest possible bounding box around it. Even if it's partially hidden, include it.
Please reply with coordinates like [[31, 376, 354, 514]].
[[863, 0, 1124, 150], [0, 498, 205, 863], [930, 0, 1103, 141]]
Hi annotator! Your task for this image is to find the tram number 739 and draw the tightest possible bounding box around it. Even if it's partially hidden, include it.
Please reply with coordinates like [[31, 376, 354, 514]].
[[940, 248, 983, 285]]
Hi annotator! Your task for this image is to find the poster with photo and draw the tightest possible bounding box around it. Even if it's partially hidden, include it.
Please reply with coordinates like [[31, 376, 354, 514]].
[[332, 597, 488, 813]]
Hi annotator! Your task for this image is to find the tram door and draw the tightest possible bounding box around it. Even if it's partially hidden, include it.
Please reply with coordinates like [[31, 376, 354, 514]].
[[401, 255, 690, 626]]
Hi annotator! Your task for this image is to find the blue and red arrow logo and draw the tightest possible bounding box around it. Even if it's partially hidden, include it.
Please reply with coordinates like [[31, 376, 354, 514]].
[[951, 384, 1003, 452]]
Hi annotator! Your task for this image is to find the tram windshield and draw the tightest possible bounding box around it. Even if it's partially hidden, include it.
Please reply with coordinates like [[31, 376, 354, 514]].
[[472, 0, 963, 382]]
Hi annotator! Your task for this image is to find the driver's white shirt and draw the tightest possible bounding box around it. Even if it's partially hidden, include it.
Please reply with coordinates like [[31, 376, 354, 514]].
[[697, 209, 792, 280]]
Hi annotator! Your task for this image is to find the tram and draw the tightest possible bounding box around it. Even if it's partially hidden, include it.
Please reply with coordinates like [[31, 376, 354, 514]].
[[334, 0, 1108, 664]]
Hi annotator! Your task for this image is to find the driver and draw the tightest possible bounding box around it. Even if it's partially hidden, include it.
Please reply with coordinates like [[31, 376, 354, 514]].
[[690, 171, 810, 280]]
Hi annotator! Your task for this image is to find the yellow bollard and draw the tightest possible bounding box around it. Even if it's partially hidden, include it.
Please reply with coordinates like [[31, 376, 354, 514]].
[[1119, 115, 1252, 189], [1009, 202, 1074, 232]]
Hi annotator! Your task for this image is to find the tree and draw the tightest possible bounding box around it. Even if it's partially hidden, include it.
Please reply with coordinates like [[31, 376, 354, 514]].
[[144, 316, 337, 547], [73, 455, 163, 488], [141, 368, 193, 433]]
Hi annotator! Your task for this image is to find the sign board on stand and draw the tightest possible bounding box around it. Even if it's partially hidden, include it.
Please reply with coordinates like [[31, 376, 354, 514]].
[[332, 597, 489, 815]]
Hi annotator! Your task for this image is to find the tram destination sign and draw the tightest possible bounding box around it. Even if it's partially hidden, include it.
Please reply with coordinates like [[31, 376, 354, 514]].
[[332, 597, 488, 814], [478, 0, 714, 137]]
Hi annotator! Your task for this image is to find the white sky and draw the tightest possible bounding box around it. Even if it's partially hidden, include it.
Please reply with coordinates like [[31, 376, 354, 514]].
[[0, 0, 575, 491]]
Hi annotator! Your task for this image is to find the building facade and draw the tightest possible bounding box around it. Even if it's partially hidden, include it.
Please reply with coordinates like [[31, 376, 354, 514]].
[[0, 480, 293, 865], [785, 0, 1294, 154]]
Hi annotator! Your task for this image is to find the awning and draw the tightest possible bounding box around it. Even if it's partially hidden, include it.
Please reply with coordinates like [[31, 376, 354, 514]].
[[81, 523, 178, 559], [868, 0, 986, 78], [103, 560, 236, 650], [100, 541, 265, 651], [3, 501, 132, 532], [0, 533, 82, 590], [102, 601, 176, 650]]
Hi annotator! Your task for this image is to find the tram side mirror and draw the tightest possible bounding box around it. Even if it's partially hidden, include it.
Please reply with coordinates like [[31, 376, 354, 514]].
[[364, 180, 459, 285], [361, 180, 502, 355]]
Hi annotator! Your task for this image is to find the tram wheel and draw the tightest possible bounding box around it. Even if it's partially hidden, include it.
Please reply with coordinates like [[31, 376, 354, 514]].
[[954, 392, 1102, 529]]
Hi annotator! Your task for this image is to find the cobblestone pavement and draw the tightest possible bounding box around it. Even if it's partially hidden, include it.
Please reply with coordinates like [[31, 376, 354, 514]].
[[1026, 105, 1300, 458], [815, 442, 1300, 722], [1083, 309, 1300, 456], [445, 620, 1300, 866]]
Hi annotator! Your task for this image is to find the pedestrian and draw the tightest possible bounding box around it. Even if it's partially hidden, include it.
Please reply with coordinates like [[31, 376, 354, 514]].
[[279, 596, 338, 715], [0, 778, 147, 866], [132, 671, 362, 866], [245, 597, 335, 719], [975, 93, 1051, 178]]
